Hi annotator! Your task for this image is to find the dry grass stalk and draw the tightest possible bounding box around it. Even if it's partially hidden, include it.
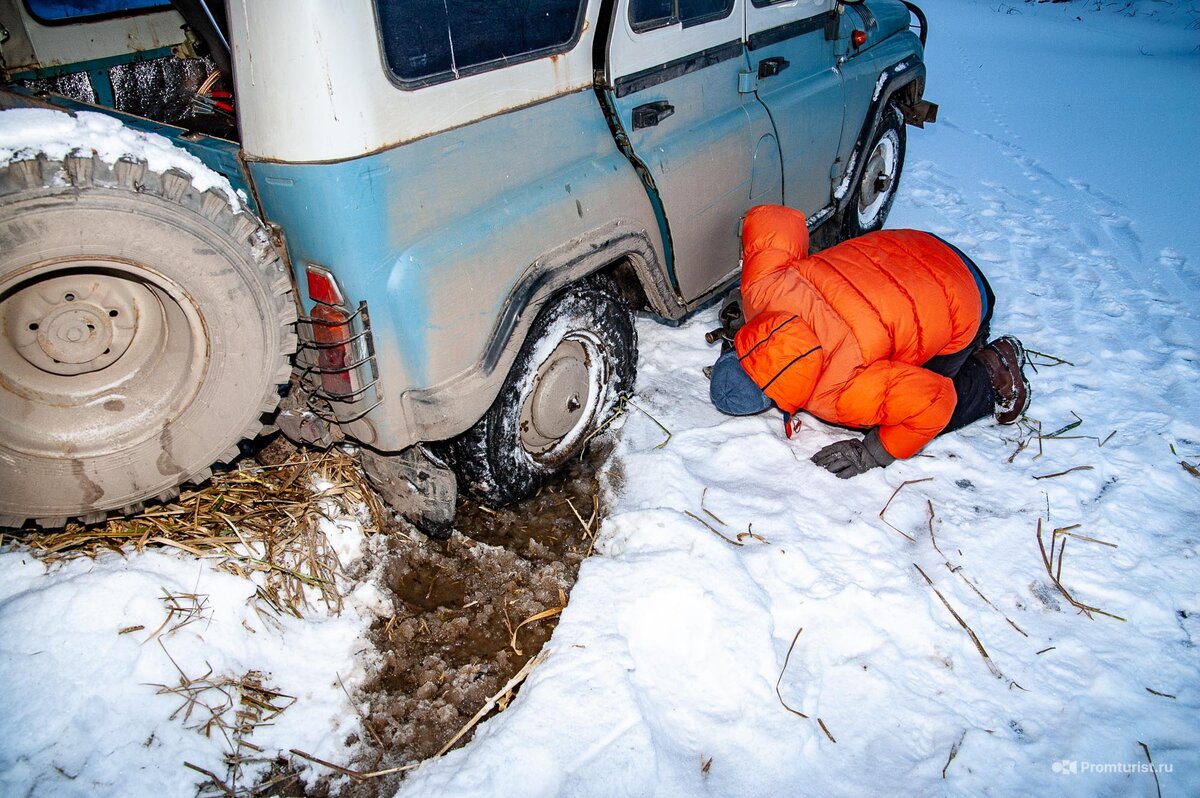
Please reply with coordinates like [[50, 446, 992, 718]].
[[684, 510, 743, 547], [338, 672, 384, 751], [507, 605, 564, 656], [183, 761, 235, 797], [1036, 519, 1126, 622], [1057, 527, 1117, 549], [774, 626, 808, 719], [149, 588, 213, 638], [927, 500, 946, 558], [942, 732, 965, 778], [817, 718, 836, 744], [913, 564, 1002, 679], [154, 642, 295, 796], [585, 394, 671, 451], [736, 524, 768, 544], [945, 563, 1029, 638], [1145, 687, 1176, 699], [435, 649, 549, 758], [1036, 646, 1056, 656], [876, 478, 933, 542], [1181, 461, 1200, 479], [14, 448, 377, 617], [701, 756, 713, 775], [1033, 465, 1094, 481], [288, 748, 418, 782], [1043, 412, 1083, 439], [697, 490, 767, 544], [567, 494, 602, 557], [1139, 741, 1163, 798], [700, 487, 728, 526], [565, 497, 597, 541], [1026, 349, 1074, 367]]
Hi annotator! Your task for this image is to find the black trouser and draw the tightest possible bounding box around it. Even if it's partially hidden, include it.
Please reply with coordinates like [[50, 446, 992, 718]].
[[923, 241, 997, 436]]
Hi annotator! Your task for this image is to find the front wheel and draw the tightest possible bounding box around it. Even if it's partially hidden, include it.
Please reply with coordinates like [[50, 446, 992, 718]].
[[445, 275, 637, 505], [842, 105, 906, 239]]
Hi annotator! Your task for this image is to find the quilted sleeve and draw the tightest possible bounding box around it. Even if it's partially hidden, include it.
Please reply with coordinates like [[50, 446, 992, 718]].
[[834, 361, 957, 458], [734, 310, 823, 413]]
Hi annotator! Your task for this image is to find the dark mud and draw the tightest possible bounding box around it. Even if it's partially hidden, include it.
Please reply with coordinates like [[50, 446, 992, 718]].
[[304, 446, 610, 797]]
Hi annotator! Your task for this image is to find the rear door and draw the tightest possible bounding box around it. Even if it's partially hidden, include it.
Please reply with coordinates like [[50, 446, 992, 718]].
[[743, 0, 846, 217], [604, 0, 782, 303]]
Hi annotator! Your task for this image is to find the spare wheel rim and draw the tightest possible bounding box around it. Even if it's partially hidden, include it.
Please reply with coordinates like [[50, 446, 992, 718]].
[[0, 258, 208, 460]]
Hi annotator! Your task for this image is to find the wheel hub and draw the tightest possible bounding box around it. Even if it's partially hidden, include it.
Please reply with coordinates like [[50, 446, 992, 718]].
[[857, 132, 898, 223], [519, 333, 605, 460], [526, 340, 589, 445], [4, 274, 146, 376]]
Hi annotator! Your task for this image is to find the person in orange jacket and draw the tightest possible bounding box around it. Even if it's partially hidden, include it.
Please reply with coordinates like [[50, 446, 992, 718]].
[[709, 204, 1031, 478]]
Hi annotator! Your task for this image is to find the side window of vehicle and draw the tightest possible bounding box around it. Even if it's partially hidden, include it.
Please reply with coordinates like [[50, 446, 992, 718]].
[[376, 0, 587, 88], [630, 0, 733, 32], [24, 0, 170, 23]]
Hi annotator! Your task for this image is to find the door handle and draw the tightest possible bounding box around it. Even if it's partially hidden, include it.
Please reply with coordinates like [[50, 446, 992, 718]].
[[758, 57, 790, 79], [632, 101, 675, 130]]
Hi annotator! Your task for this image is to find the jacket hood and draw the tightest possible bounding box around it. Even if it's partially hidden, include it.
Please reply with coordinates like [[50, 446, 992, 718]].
[[742, 204, 810, 263]]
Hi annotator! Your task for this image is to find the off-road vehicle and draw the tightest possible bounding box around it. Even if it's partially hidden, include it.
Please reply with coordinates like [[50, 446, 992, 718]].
[[0, 0, 934, 530]]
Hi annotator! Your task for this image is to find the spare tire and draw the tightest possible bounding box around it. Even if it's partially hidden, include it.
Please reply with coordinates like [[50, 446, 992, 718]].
[[0, 154, 296, 527]]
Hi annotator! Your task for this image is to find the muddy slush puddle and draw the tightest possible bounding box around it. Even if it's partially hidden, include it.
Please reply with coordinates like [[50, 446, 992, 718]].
[[304, 444, 614, 797]]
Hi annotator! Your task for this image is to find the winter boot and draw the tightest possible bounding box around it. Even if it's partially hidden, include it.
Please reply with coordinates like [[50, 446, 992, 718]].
[[972, 336, 1031, 425]]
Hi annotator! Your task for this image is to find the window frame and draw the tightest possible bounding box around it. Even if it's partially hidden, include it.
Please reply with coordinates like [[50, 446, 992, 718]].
[[23, 0, 172, 26], [373, 0, 590, 91], [629, 0, 736, 34]]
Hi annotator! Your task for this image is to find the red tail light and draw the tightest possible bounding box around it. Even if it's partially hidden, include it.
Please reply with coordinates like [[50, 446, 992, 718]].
[[304, 264, 353, 396], [851, 29, 867, 49]]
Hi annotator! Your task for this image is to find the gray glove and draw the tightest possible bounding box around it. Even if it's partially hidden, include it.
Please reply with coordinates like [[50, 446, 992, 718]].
[[811, 429, 896, 479]]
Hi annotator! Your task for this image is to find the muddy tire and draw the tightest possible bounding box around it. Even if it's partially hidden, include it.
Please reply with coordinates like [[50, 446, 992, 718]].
[[842, 104, 906, 239], [0, 154, 296, 527], [445, 275, 636, 505]]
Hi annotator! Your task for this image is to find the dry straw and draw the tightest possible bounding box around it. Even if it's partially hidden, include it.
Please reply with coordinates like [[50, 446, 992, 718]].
[[12, 447, 381, 617]]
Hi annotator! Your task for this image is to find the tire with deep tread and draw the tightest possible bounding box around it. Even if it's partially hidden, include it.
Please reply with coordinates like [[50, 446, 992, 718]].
[[0, 153, 296, 528], [444, 275, 636, 506], [841, 104, 906, 239]]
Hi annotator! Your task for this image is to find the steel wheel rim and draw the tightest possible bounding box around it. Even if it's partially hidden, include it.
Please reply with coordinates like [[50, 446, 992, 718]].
[[856, 131, 898, 226], [0, 259, 206, 459], [518, 330, 607, 465]]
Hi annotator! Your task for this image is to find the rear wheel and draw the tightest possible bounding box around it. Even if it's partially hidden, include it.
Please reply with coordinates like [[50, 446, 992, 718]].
[[445, 275, 636, 505], [0, 154, 296, 527], [842, 105, 906, 238]]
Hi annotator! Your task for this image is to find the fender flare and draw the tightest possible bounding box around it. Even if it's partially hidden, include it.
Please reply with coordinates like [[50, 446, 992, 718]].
[[396, 219, 679, 445], [827, 56, 927, 226]]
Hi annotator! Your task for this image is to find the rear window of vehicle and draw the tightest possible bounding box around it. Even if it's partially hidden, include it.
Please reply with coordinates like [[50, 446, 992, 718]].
[[376, 0, 587, 88], [25, 0, 170, 23], [630, 0, 734, 32]]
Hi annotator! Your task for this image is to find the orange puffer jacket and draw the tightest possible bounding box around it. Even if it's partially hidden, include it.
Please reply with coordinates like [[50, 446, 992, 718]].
[[734, 205, 983, 458]]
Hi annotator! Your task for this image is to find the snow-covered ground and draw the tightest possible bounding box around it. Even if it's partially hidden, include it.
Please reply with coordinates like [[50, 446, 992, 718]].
[[2, 0, 1197, 796]]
